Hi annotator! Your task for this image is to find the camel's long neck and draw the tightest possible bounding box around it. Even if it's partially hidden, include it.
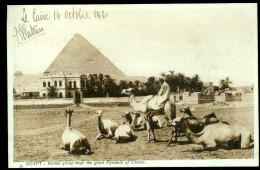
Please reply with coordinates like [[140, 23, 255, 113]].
[[98, 116, 106, 134], [129, 94, 138, 107], [130, 114, 138, 130], [126, 114, 133, 124], [66, 114, 71, 128], [181, 120, 202, 143]]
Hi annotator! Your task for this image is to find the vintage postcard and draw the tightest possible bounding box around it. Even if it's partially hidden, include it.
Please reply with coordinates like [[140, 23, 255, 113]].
[[8, 4, 258, 167]]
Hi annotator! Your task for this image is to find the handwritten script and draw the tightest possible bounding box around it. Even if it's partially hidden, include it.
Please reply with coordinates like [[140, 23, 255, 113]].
[[13, 7, 108, 44]]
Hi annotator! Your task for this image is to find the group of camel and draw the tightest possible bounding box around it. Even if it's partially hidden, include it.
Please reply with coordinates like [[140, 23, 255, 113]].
[[60, 91, 254, 155]]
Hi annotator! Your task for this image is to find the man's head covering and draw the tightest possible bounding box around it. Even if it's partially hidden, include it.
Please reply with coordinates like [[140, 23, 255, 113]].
[[159, 78, 165, 84]]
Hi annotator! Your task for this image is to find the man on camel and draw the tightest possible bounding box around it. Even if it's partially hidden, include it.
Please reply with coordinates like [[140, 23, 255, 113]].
[[148, 78, 171, 111]]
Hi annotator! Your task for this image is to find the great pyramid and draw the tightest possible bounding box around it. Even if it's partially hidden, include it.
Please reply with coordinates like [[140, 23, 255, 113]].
[[44, 33, 125, 77]]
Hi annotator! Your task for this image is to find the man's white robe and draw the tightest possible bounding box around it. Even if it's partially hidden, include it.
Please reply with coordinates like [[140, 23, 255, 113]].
[[129, 82, 171, 112], [148, 82, 171, 110]]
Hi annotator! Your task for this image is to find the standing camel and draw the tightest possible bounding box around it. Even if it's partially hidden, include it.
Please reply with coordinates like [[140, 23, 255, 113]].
[[125, 90, 176, 142]]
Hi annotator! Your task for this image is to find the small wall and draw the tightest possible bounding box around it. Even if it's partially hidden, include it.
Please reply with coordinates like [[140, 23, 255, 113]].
[[82, 96, 146, 104], [225, 93, 243, 102], [183, 92, 199, 104], [13, 98, 73, 105], [198, 92, 215, 104], [215, 93, 225, 102], [169, 94, 183, 103]]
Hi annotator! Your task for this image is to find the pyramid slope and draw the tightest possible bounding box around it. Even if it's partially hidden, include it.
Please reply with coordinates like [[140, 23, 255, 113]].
[[45, 33, 125, 76]]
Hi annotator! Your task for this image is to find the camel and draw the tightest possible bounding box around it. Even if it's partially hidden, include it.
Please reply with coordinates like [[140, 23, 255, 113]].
[[122, 111, 164, 130], [180, 107, 229, 126], [96, 110, 118, 140], [114, 112, 140, 143], [180, 117, 254, 150], [167, 107, 229, 146], [124, 90, 176, 142], [60, 109, 92, 154]]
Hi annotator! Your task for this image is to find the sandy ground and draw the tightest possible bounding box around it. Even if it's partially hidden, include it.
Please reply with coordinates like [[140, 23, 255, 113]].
[[12, 94, 255, 162]]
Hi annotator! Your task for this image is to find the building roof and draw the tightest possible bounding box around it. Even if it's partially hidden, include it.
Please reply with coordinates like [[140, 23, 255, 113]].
[[44, 33, 125, 77]]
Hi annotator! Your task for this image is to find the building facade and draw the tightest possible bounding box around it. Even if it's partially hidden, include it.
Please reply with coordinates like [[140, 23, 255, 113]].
[[39, 72, 88, 98]]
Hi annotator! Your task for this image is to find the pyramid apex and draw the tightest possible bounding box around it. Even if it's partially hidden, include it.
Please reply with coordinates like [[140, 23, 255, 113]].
[[73, 33, 84, 38], [44, 34, 125, 76]]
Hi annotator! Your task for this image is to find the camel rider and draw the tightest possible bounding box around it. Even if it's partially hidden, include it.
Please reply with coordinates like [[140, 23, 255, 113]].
[[148, 78, 171, 111]]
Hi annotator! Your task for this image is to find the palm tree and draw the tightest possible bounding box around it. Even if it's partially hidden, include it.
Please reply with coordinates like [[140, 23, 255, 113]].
[[176, 73, 185, 93], [47, 86, 58, 98], [119, 80, 128, 90], [159, 72, 166, 77], [219, 77, 232, 90], [145, 76, 159, 95], [128, 81, 134, 88], [169, 70, 174, 76], [134, 80, 140, 88]]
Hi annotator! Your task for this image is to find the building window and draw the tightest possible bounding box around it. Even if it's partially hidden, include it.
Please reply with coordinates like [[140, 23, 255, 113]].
[[69, 81, 72, 88], [43, 93, 46, 97], [59, 92, 62, 98], [43, 82, 46, 87], [73, 81, 77, 88], [48, 82, 50, 87], [59, 81, 62, 87], [54, 81, 57, 86]]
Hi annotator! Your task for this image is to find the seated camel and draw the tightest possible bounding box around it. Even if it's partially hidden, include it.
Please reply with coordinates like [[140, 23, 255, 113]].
[[168, 107, 229, 146], [180, 117, 254, 150]]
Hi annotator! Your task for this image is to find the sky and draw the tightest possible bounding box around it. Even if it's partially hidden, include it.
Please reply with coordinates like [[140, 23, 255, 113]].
[[7, 4, 257, 86]]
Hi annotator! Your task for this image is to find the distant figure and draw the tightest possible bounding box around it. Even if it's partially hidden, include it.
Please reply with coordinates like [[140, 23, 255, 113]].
[[148, 78, 171, 111]]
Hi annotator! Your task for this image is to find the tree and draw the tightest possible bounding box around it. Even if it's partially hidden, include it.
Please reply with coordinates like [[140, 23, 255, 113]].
[[219, 77, 232, 90], [176, 73, 186, 93], [128, 81, 134, 88], [134, 80, 140, 89], [103, 76, 121, 97], [119, 80, 128, 90], [47, 86, 58, 98], [145, 76, 160, 95], [188, 74, 203, 92]]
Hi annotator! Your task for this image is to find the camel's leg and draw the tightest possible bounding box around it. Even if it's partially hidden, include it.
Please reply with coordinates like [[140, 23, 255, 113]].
[[167, 129, 174, 146], [81, 139, 92, 154], [148, 114, 157, 142], [174, 126, 178, 142], [104, 129, 113, 139], [203, 140, 217, 150], [151, 127, 157, 142], [146, 121, 151, 142], [60, 143, 65, 149], [95, 133, 104, 141], [241, 132, 253, 149], [158, 118, 164, 128]]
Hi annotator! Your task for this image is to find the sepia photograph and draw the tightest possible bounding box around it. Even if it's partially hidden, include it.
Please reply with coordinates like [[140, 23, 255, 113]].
[[7, 4, 258, 167]]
